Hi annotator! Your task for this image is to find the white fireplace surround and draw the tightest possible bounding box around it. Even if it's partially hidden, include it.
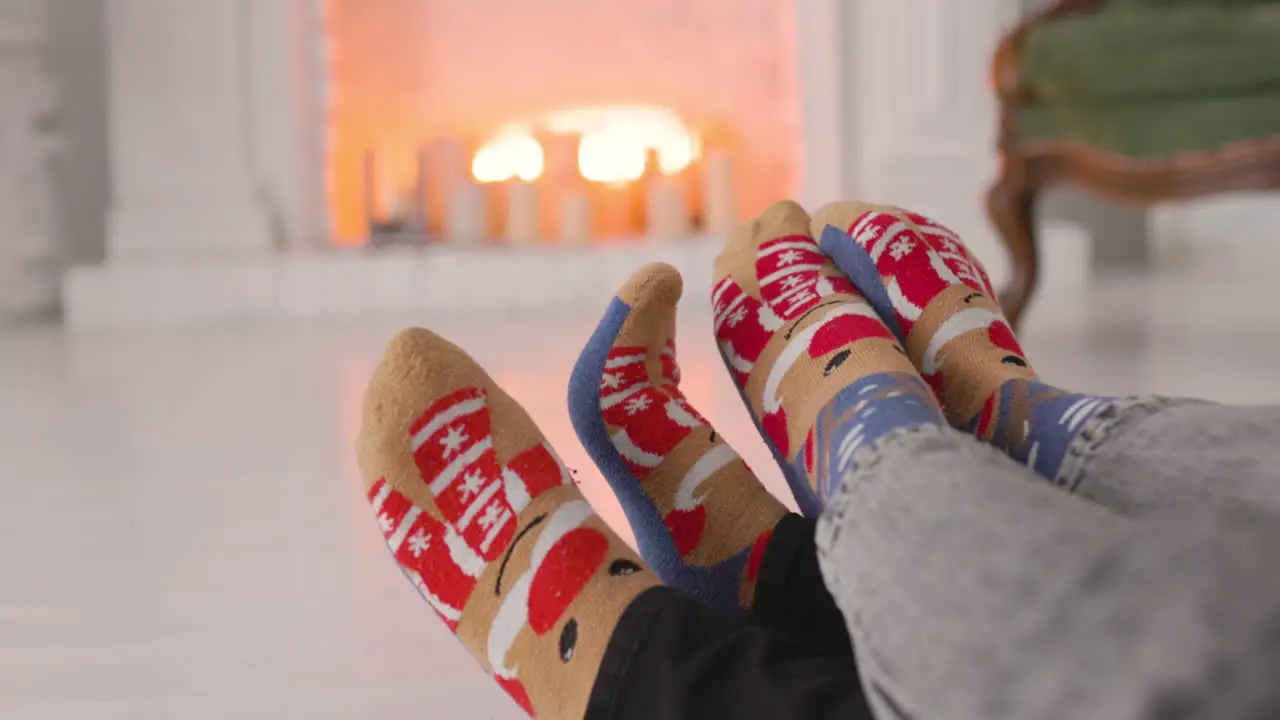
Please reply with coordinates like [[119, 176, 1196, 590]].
[[63, 0, 1041, 329]]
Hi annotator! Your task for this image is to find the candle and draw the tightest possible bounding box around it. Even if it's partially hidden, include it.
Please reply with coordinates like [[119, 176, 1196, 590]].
[[506, 180, 539, 245], [538, 134, 578, 239], [410, 148, 428, 227], [703, 151, 738, 237], [447, 181, 487, 244], [646, 179, 689, 239], [380, 183, 405, 222], [428, 139, 471, 234], [591, 183, 635, 240], [561, 192, 592, 245]]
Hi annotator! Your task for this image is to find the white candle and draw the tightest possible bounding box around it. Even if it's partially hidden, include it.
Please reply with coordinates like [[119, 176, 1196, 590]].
[[506, 180, 539, 245], [428, 138, 471, 232], [646, 180, 689, 239], [447, 181, 487, 244], [561, 192, 592, 245], [703, 152, 738, 237], [380, 183, 406, 222]]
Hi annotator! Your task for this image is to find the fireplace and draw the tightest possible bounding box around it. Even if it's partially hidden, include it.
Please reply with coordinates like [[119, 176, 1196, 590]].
[[72, 0, 1020, 329], [321, 0, 802, 247]]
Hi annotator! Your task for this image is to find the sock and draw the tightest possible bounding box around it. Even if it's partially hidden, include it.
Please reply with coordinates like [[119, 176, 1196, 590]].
[[711, 200, 944, 516], [568, 263, 786, 616], [812, 201, 1116, 482], [357, 328, 658, 718]]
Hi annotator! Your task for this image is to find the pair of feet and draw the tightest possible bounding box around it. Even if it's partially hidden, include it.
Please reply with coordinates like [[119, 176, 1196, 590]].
[[356, 200, 1113, 717], [708, 200, 1110, 511]]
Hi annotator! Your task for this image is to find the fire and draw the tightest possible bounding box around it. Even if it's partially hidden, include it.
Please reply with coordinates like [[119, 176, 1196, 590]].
[[471, 105, 700, 185], [472, 134, 545, 183]]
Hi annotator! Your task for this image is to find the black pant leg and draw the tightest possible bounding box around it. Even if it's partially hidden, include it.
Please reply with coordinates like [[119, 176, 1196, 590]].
[[586, 586, 873, 720], [751, 513, 852, 657]]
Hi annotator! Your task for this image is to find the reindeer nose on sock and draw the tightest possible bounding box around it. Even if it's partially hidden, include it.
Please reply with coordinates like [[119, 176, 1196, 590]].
[[664, 507, 708, 558], [528, 528, 608, 636], [808, 313, 894, 359]]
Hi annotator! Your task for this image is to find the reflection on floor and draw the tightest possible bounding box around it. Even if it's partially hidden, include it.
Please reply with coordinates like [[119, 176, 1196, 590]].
[[4, 268, 1280, 718]]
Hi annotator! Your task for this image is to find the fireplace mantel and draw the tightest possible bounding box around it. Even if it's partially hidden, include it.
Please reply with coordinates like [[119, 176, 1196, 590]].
[[64, 0, 1027, 329], [0, 0, 61, 319]]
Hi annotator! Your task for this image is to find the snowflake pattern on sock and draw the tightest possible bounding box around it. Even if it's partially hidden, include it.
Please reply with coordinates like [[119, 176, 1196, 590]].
[[369, 387, 597, 715], [599, 340, 721, 556]]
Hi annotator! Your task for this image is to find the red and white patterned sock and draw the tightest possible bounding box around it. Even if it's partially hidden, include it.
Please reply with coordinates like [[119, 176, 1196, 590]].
[[711, 201, 943, 517], [810, 201, 1036, 426], [568, 263, 787, 614], [812, 201, 1115, 483], [357, 328, 657, 718]]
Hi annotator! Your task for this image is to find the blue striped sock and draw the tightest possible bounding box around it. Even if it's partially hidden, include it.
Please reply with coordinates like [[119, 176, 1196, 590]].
[[974, 379, 1116, 482]]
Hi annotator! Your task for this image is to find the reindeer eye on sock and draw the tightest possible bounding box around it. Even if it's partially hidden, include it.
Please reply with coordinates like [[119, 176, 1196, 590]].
[[609, 558, 643, 577], [824, 349, 852, 376], [559, 619, 578, 663]]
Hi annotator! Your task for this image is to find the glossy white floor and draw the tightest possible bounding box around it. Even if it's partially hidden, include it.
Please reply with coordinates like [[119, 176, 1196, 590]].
[[5, 260, 1280, 719]]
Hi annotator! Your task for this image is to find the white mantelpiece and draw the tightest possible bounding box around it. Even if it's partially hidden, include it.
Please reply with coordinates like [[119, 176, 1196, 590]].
[[64, 0, 327, 326], [64, 240, 725, 329], [103, 0, 323, 260], [0, 0, 61, 319]]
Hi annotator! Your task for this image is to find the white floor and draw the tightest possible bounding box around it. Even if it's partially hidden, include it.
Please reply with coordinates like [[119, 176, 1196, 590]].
[[5, 265, 1280, 719]]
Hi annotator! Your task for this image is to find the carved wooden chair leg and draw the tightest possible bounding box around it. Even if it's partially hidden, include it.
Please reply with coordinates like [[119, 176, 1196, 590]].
[[986, 177, 1039, 330]]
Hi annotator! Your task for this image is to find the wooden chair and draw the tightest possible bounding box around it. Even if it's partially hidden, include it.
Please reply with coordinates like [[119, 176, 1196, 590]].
[[988, 0, 1280, 328]]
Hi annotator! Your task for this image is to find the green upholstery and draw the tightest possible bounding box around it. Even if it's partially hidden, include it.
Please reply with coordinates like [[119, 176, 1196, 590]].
[[1110, 0, 1277, 10], [1016, 1, 1280, 157], [1020, 96, 1280, 157], [1023, 7, 1280, 103]]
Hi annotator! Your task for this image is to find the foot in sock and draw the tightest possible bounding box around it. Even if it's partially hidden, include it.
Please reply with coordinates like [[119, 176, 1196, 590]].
[[711, 201, 944, 517], [811, 201, 1116, 482], [357, 328, 658, 717], [569, 263, 786, 615]]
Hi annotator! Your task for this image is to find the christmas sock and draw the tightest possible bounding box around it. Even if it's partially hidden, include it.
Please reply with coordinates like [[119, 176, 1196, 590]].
[[812, 201, 1117, 482], [711, 200, 944, 517], [357, 328, 658, 718], [568, 263, 787, 616]]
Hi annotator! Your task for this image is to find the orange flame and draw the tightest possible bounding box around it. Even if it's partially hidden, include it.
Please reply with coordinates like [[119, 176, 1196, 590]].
[[471, 105, 700, 185]]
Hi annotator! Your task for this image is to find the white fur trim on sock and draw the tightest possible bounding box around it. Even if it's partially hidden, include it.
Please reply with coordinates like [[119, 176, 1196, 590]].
[[445, 525, 486, 578], [921, 307, 999, 376], [674, 444, 738, 511], [886, 277, 924, 323], [665, 399, 703, 429], [503, 467, 532, 515], [485, 501, 594, 679], [611, 428, 663, 468]]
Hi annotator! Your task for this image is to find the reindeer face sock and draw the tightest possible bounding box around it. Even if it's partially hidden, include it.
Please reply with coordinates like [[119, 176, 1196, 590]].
[[813, 201, 1117, 482], [358, 328, 658, 718], [711, 201, 944, 516], [568, 263, 787, 616]]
